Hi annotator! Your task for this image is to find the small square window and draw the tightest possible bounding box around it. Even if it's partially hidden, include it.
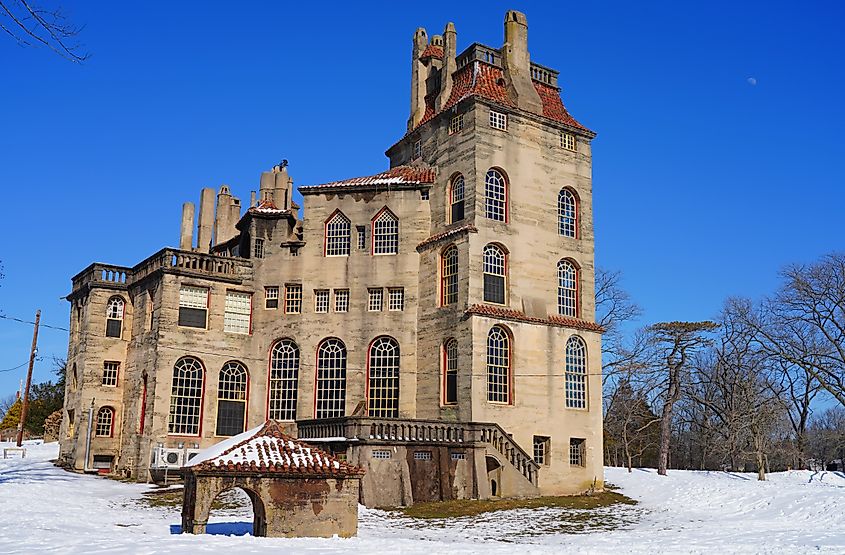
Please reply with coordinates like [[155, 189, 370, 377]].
[[388, 288, 404, 311], [561, 132, 576, 151], [420, 190, 430, 201], [284, 284, 302, 314], [314, 290, 329, 313], [265, 286, 279, 309], [254, 238, 265, 259], [372, 449, 391, 460], [533, 436, 550, 466], [450, 452, 466, 461], [449, 114, 464, 134], [413, 139, 422, 159], [102, 362, 119, 387], [569, 438, 586, 467], [368, 288, 383, 312], [414, 451, 432, 461], [489, 110, 507, 131], [334, 289, 349, 313], [356, 225, 366, 250]]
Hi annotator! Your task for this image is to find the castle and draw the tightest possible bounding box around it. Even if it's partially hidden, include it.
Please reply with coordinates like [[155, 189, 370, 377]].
[[60, 10, 604, 505]]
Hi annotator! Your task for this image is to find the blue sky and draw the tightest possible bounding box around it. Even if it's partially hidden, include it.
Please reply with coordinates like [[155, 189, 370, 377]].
[[0, 1, 843, 396]]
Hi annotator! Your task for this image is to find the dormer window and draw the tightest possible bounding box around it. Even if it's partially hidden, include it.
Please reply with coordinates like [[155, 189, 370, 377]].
[[489, 110, 507, 131], [561, 132, 576, 151]]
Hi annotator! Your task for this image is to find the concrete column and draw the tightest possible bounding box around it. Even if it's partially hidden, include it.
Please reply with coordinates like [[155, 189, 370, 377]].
[[408, 27, 428, 130], [196, 187, 215, 253], [501, 10, 542, 114], [214, 186, 233, 246], [179, 202, 195, 251], [436, 22, 457, 111]]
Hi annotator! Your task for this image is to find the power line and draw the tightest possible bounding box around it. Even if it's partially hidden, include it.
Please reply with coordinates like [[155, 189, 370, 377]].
[[0, 361, 29, 373], [0, 314, 69, 332]]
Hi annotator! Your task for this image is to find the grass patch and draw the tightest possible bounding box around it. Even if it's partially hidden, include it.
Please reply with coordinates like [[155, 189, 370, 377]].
[[138, 487, 249, 511], [398, 489, 636, 519]]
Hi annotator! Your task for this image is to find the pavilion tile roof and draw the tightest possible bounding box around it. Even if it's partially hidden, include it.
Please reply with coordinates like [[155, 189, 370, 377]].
[[185, 420, 365, 477], [465, 304, 605, 333], [420, 44, 443, 60], [416, 224, 478, 251], [248, 199, 287, 214], [299, 166, 435, 193]]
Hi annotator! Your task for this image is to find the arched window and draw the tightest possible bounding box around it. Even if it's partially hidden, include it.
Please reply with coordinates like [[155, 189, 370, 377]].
[[483, 244, 507, 305], [367, 337, 400, 418], [557, 259, 579, 317], [315, 339, 347, 419], [325, 211, 351, 256], [565, 336, 587, 409], [484, 168, 507, 222], [450, 174, 465, 223], [486, 326, 511, 403], [372, 209, 399, 255], [216, 361, 248, 436], [443, 338, 458, 404], [95, 407, 115, 437], [441, 245, 459, 306], [168, 357, 204, 435], [558, 188, 577, 238], [105, 297, 124, 338], [269, 339, 300, 421]]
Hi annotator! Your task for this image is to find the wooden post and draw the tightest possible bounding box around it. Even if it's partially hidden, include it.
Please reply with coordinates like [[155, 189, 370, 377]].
[[16, 310, 41, 447]]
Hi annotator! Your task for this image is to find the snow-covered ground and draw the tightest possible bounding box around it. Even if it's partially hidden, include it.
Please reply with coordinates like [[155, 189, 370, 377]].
[[0, 441, 843, 554]]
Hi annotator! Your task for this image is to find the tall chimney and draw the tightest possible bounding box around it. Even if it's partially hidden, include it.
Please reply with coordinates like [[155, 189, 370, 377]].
[[501, 10, 542, 114], [436, 22, 457, 111], [214, 185, 235, 245], [179, 202, 195, 251], [408, 27, 428, 131], [196, 187, 215, 253]]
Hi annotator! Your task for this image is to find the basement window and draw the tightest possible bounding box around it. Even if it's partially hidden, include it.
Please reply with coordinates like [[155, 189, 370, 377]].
[[533, 436, 550, 466], [450, 452, 466, 461], [372, 449, 391, 460], [414, 451, 432, 461], [569, 438, 586, 467]]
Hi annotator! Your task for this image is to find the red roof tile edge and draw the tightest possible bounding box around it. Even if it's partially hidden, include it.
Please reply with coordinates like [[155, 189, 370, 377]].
[[420, 44, 443, 60], [416, 224, 478, 252], [300, 166, 436, 193], [465, 304, 605, 333]]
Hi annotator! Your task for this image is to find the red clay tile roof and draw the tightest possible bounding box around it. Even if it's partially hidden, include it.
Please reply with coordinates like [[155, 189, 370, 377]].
[[534, 82, 587, 131], [186, 420, 365, 477], [466, 304, 604, 333], [420, 44, 443, 60], [416, 224, 478, 251], [300, 166, 436, 193]]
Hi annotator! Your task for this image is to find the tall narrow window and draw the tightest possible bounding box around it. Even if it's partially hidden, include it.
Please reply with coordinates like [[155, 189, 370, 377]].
[[168, 356, 204, 435], [483, 244, 507, 305], [95, 407, 115, 437], [316, 339, 347, 419], [102, 361, 119, 387], [314, 289, 329, 313], [178, 286, 208, 329], [224, 291, 251, 334], [569, 438, 586, 466], [372, 209, 399, 255], [443, 338, 458, 404], [565, 336, 587, 409], [356, 225, 366, 250], [105, 297, 124, 338], [486, 326, 510, 403], [558, 189, 577, 238], [216, 361, 248, 436], [450, 174, 465, 223], [533, 436, 550, 465], [484, 169, 507, 222], [441, 245, 458, 306], [284, 284, 302, 314], [325, 211, 351, 256], [269, 339, 299, 421], [388, 288, 404, 311], [253, 238, 265, 259], [557, 259, 579, 317], [367, 337, 400, 418], [368, 288, 383, 312], [334, 289, 349, 313]]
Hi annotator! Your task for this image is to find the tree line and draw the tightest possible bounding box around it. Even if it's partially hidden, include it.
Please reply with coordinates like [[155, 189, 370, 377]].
[[601, 253, 845, 480]]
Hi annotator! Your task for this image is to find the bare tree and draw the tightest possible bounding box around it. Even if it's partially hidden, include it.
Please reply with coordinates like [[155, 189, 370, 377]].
[[604, 369, 661, 472], [596, 268, 643, 383], [0, 0, 88, 62]]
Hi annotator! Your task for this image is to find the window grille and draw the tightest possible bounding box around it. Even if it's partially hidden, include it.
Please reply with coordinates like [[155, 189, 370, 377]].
[[269, 339, 299, 421], [367, 337, 400, 418], [441, 246, 458, 306], [414, 451, 432, 461], [316, 339, 347, 419], [168, 357, 204, 435], [368, 288, 383, 312], [373, 210, 399, 255], [483, 244, 506, 305], [178, 286, 208, 329], [561, 132, 577, 151], [444, 338, 458, 404], [265, 286, 279, 309], [558, 189, 577, 238], [489, 110, 507, 130], [285, 284, 302, 314], [356, 225, 366, 250], [95, 407, 114, 437], [450, 174, 465, 223], [413, 139, 422, 159], [388, 288, 404, 311], [105, 297, 124, 338], [334, 289, 349, 312], [314, 290, 329, 313], [449, 114, 464, 134], [224, 291, 251, 334], [253, 238, 265, 259], [325, 212, 351, 256], [215, 361, 248, 436], [565, 336, 588, 409], [450, 452, 466, 461], [557, 260, 578, 317], [533, 436, 550, 465], [102, 361, 119, 387], [372, 449, 391, 459], [484, 169, 507, 222], [569, 438, 586, 466], [486, 326, 510, 403]]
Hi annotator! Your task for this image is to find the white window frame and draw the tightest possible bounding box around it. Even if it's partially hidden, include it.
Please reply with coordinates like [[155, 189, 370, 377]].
[[325, 211, 351, 257], [561, 132, 577, 151], [388, 288, 404, 311], [489, 110, 507, 131], [314, 290, 329, 313], [449, 114, 464, 134], [102, 361, 119, 387], [334, 289, 349, 313], [484, 169, 507, 222], [565, 336, 588, 409], [264, 286, 279, 309], [368, 288, 383, 312], [269, 339, 300, 421], [372, 209, 399, 255], [224, 291, 252, 334], [284, 284, 302, 314]]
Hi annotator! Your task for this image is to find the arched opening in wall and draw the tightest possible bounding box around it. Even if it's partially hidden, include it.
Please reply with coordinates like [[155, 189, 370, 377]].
[[486, 455, 502, 497], [204, 487, 267, 537]]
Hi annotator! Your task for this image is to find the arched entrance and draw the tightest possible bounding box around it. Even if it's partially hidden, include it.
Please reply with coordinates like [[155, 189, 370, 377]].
[[486, 455, 502, 497], [204, 487, 267, 537]]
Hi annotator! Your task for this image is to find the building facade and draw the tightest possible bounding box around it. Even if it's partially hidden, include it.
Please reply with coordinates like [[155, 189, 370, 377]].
[[60, 10, 604, 504]]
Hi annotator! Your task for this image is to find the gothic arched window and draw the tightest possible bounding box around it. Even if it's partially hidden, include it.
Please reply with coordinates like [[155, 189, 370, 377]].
[[367, 336, 400, 418], [215, 361, 248, 436], [105, 296, 125, 338], [486, 326, 511, 403], [269, 339, 300, 421], [565, 336, 587, 409], [450, 174, 465, 223], [484, 168, 507, 222], [372, 209, 399, 255], [168, 356, 204, 435], [483, 244, 507, 305], [325, 211, 351, 256], [95, 407, 115, 437], [315, 338, 347, 419]]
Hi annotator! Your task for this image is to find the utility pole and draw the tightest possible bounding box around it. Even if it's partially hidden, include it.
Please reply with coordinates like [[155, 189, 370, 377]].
[[16, 309, 40, 447]]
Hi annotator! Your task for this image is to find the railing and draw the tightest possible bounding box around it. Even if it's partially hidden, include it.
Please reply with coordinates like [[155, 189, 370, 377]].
[[132, 248, 251, 284], [476, 423, 539, 486], [71, 263, 131, 291]]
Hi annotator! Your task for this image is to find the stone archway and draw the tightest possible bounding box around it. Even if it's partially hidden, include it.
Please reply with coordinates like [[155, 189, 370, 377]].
[[486, 455, 502, 497], [203, 486, 267, 537]]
